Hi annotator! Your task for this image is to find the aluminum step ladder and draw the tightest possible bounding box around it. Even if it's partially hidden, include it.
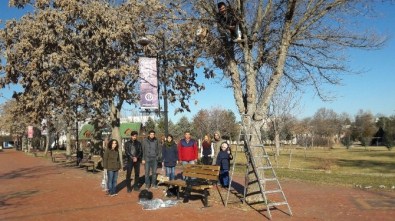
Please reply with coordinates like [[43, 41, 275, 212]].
[[238, 115, 292, 219]]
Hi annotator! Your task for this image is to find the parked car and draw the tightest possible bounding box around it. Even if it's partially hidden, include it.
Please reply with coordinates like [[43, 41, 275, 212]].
[[2, 141, 14, 149]]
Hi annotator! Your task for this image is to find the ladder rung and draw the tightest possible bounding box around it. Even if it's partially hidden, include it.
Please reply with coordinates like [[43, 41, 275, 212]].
[[251, 144, 264, 147], [253, 155, 269, 158], [260, 178, 277, 182], [267, 201, 288, 207], [264, 190, 282, 194], [257, 166, 272, 170]]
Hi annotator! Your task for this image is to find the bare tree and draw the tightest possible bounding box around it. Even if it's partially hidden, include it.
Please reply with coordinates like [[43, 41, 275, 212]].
[[192, 107, 239, 140], [311, 108, 342, 148], [268, 82, 301, 156], [184, 0, 386, 203]]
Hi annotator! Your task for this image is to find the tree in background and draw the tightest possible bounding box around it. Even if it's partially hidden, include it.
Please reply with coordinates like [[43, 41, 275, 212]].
[[172, 116, 192, 141], [339, 112, 353, 149], [267, 82, 300, 155], [144, 117, 156, 134], [193, 107, 238, 141], [352, 110, 377, 148], [0, 100, 28, 149], [375, 115, 395, 149], [310, 108, 342, 148]]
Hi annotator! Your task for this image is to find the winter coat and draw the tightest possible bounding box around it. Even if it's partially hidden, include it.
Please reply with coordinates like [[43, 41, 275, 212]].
[[142, 137, 161, 161], [212, 138, 226, 165], [178, 138, 198, 161], [162, 141, 178, 167], [124, 139, 143, 162], [216, 150, 233, 171], [103, 149, 121, 171]]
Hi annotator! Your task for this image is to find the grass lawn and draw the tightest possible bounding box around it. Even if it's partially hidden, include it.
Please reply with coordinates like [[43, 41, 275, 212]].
[[230, 145, 395, 191]]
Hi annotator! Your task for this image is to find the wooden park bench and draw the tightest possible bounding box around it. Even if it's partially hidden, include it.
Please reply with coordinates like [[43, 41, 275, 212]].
[[51, 153, 67, 162], [163, 164, 220, 207], [80, 155, 102, 173]]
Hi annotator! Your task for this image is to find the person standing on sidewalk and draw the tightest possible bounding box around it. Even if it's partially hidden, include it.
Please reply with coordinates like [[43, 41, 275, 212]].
[[216, 142, 233, 188], [142, 130, 161, 189], [162, 134, 178, 181], [124, 131, 143, 192], [212, 131, 226, 165], [178, 131, 198, 168], [103, 139, 121, 196], [200, 134, 214, 165]]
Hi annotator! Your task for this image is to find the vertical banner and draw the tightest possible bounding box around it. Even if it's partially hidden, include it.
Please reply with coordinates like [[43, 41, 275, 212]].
[[41, 119, 48, 136], [27, 126, 34, 138], [139, 57, 158, 109]]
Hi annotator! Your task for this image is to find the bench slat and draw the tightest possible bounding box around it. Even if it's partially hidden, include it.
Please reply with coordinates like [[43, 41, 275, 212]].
[[183, 164, 220, 180], [183, 172, 218, 180]]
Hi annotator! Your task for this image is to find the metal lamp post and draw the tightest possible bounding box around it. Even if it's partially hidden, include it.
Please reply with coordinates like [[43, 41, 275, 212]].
[[138, 35, 169, 136], [137, 35, 192, 137]]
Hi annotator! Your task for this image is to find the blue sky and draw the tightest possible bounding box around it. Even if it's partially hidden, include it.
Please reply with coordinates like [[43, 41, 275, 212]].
[[1, 2, 394, 123]]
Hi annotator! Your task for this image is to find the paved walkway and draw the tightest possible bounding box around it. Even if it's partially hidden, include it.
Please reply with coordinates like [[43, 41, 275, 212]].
[[0, 149, 394, 221]]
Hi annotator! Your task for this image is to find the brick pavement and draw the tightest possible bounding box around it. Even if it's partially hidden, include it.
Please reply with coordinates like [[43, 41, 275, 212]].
[[1, 149, 394, 221]]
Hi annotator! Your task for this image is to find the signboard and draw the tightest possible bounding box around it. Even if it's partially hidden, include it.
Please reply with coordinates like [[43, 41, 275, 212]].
[[27, 126, 34, 138], [139, 57, 158, 109], [41, 119, 48, 135]]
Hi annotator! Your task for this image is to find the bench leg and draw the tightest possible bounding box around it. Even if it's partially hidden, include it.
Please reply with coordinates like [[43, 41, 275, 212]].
[[176, 186, 180, 200], [203, 189, 208, 207]]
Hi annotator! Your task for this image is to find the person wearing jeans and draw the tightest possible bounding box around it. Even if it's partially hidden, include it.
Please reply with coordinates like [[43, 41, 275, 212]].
[[142, 130, 161, 189], [216, 142, 233, 188], [107, 170, 118, 195], [162, 134, 178, 181], [178, 131, 198, 180], [103, 139, 121, 196], [124, 131, 143, 192]]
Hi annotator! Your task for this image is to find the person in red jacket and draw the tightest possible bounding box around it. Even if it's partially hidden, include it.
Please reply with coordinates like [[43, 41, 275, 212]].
[[178, 131, 198, 167]]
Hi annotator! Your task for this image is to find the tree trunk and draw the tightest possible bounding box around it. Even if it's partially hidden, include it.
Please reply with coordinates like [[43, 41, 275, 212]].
[[110, 103, 123, 168], [245, 120, 267, 204], [44, 133, 50, 156], [275, 132, 280, 156], [66, 127, 72, 157]]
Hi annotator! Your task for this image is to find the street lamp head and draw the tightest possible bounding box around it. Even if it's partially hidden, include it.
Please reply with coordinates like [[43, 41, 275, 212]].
[[175, 64, 192, 72], [137, 37, 151, 47]]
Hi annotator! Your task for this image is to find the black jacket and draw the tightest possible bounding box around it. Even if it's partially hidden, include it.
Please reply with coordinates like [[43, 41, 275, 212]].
[[124, 139, 143, 162], [162, 141, 178, 167], [216, 150, 233, 171]]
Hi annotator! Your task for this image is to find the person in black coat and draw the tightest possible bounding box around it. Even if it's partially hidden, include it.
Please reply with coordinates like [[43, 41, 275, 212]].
[[216, 142, 233, 188], [124, 131, 143, 192], [162, 134, 178, 180], [142, 130, 161, 189]]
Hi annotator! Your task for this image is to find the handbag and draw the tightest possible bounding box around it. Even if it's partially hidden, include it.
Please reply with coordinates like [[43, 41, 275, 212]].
[[101, 169, 108, 191]]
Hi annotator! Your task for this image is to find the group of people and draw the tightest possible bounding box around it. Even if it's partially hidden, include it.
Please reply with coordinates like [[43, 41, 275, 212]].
[[102, 130, 233, 197]]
